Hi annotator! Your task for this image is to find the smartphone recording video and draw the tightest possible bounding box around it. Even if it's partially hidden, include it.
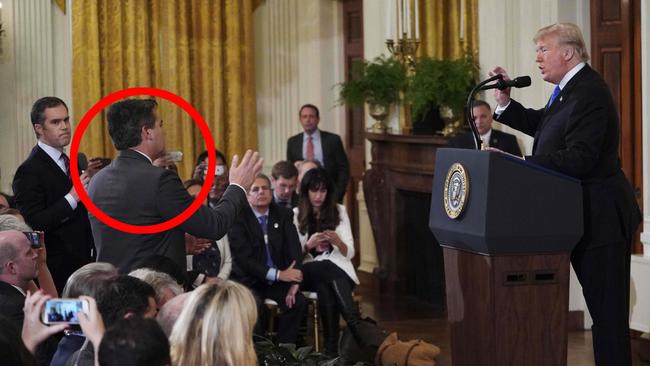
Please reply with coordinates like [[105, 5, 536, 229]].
[[23, 231, 42, 249], [42, 299, 89, 325]]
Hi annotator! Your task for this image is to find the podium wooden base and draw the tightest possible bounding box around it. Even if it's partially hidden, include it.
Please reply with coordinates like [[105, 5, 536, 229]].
[[443, 247, 570, 366]]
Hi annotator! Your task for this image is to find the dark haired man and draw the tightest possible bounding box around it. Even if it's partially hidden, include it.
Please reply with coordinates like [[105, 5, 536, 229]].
[[12, 97, 95, 293], [70, 275, 157, 366], [287, 104, 349, 202], [449, 100, 522, 156], [88, 99, 262, 273], [98, 318, 170, 366], [271, 161, 299, 209]]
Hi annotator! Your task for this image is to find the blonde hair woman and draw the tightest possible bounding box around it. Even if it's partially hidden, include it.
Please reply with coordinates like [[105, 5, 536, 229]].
[[170, 281, 257, 366]]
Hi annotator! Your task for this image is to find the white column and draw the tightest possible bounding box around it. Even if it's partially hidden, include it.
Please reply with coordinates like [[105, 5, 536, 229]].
[[253, 0, 345, 172], [630, 0, 650, 334], [0, 0, 72, 192]]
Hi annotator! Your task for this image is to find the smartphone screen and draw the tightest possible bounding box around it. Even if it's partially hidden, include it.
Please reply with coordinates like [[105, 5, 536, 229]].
[[23, 231, 41, 249], [42, 299, 88, 325]]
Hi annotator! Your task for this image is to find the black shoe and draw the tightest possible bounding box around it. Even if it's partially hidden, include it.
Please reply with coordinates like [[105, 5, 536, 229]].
[[330, 279, 364, 346], [319, 304, 340, 357]]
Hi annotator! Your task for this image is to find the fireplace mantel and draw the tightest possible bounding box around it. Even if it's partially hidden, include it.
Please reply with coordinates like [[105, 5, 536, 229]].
[[363, 132, 449, 298]]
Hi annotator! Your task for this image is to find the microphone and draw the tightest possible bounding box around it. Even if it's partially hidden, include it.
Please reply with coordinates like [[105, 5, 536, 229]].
[[77, 153, 88, 172], [479, 76, 531, 91]]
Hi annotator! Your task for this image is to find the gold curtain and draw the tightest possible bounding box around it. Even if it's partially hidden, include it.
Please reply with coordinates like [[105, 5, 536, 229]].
[[418, 0, 478, 60], [72, 0, 257, 179]]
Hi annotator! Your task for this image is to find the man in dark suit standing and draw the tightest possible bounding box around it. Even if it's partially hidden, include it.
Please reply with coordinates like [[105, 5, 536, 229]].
[[88, 99, 262, 273], [229, 174, 306, 344], [287, 104, 349, 202], [449, 100, 522, 156], [491, 23, 641, 366], [12, 97, 94, 292]]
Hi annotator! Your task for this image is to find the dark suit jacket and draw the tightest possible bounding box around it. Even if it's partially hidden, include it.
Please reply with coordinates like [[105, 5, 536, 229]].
[[0, 281, 25, 330], [287, 130, 350, 202], [449, 129, 522, 156], [272, 191, 299, 209], [12, 145, 95, 290], [87, 149, 248, 273], [495, 64, 641, 249], [228, 203, 303, 290]]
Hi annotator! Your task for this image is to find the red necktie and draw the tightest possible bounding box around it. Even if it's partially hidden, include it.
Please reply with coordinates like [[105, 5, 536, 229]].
[[306, 136, 314, 161]]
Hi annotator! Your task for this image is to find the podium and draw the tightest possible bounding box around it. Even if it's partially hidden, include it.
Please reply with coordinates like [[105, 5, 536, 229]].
[[429, 149, 583, 366]]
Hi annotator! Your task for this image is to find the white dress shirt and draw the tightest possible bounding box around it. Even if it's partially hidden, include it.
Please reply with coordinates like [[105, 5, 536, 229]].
[[37, 140, 77, 210]]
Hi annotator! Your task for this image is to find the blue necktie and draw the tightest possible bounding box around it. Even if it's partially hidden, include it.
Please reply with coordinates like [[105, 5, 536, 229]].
[[547, 85, 561, 108], [258, 215, 275, 268]]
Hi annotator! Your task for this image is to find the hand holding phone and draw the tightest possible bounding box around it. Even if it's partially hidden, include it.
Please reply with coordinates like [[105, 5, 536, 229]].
[[22, 291, 68, 352], [42, 298, 90, 325]]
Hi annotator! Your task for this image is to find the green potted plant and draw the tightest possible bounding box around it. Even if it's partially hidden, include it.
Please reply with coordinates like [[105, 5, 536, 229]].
[[338, 56, 407, 133], [405, 56, 477, 135], [254, 339, 339, 366]]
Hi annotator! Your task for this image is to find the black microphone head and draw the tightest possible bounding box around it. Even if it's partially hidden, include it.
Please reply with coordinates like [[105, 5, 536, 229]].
[[77, 153, 88, 171], [513, 76, 531, 88], [497, 75, 531, 90]]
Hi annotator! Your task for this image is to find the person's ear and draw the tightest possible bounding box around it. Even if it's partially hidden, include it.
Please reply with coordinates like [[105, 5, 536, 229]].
[[33, 124, 43, 138], [141, 126, 153, 142], [563, 47, 575, 61]]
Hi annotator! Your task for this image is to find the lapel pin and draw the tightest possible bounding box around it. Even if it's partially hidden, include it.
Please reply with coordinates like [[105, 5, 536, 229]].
[[273, 223, 279, 229], [559, 96, 563, 102]]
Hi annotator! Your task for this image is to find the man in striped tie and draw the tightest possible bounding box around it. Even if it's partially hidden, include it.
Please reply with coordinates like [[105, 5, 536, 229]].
[[286, 104, 350, 203]]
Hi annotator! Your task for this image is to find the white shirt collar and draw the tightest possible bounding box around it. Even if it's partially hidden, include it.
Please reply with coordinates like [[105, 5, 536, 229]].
[[251, 207, 270, 219], [303, 129, 321, 141], [558, 62, 586, 90], [130, 148, 153, 164], [11, 284, 26, 297], [480, 129, 492, 147], [38, 140, 65, 162]]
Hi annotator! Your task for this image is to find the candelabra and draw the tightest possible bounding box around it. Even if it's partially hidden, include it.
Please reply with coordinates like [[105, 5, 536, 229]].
[[385, 36, 419, 71]]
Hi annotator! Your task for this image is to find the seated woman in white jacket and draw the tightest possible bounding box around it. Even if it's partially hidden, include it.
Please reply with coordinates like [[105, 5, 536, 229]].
[[293, 168, 362, 357]]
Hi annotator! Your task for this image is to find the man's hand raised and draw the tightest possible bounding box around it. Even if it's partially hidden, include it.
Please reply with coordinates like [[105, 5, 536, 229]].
[[229, 150, 263, 192], [489, 66, 512, 108], [278, 260, 303, 283]]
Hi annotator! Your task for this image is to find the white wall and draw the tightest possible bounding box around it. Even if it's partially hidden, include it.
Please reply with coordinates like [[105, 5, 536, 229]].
[[0, 0, 72, 193], [254, 0, 345, 173], [630, 0, 650, 334]]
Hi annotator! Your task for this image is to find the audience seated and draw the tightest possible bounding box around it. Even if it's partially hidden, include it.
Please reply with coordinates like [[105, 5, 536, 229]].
[[98, 318, 170, 366], [192, 149, 230, 207], [156, 292, 191, 337], [0, 230, 52, 329], [293, 168, 362, 356], [0, 207, 24, 220], [228, 174, 306, 344], [271, 161, 299, 209], [0, 314, 37, 366], [183, 179, 233, 287], [131, 255, 188, 290], [170, 281, 257, 366], [68, 275, 157, 366], [0, 192, 14, 209], [51, 262, 118, 366], [129, 268, 184, 307], [296, 159, 321, 193]]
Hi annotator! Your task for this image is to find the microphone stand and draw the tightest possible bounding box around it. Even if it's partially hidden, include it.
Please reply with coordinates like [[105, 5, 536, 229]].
[[465, 74, 504, 150]]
